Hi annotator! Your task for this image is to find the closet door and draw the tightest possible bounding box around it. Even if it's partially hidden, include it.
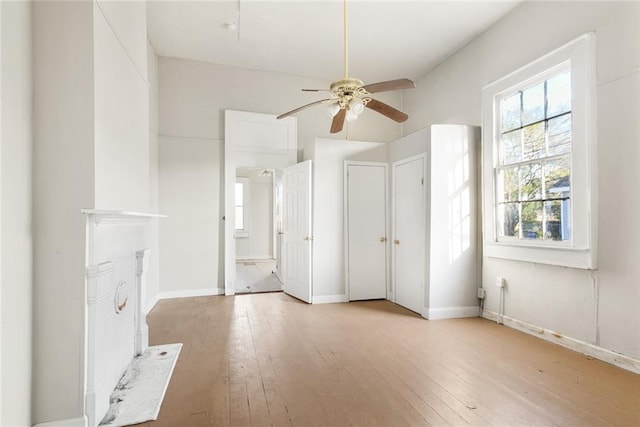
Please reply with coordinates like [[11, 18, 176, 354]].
[[345, 162, 388, 301], [392, 154, 426, 314]]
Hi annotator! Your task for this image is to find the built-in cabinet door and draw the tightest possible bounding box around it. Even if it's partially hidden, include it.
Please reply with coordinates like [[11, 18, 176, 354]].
[[345, 162, 388, 301], [392, 154, 426, 314], [281, 160, 313, 303]]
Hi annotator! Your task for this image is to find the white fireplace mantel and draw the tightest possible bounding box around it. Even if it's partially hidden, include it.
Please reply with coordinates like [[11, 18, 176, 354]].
[[82, 209, 165, 427]]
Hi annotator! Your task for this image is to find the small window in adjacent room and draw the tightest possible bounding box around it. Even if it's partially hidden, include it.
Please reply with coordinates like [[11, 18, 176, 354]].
[[235, 178, 249, 237], [482, 33, 596, 269]]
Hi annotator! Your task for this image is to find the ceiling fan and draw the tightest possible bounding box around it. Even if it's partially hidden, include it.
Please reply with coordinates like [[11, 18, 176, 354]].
[[276, 0, 415, 133]]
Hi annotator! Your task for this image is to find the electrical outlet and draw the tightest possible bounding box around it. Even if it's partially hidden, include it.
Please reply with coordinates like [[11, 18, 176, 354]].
[[477, 288, 486, 299], [496, 276, 506, 288]]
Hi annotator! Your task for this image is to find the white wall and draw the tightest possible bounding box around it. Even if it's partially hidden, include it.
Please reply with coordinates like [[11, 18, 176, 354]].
[[1, 2, 32, 425], [147, 41, 161, 312], [33, 1, 152, 423], [307, 138, 387, 298], [94, 0, 149, 211], [404, 1, 640, 361], [427, 125, 480, 317], [158, 57, 401, 147], [33, 1, 95, 422], [236, 174, 273, 260], [159, 137, 223, 294]]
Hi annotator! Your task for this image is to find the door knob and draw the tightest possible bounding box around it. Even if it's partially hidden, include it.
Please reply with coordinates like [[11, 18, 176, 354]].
[[394, 239, 400, 245], [303, 236, 313, 241], [379, 237, 387, 243]]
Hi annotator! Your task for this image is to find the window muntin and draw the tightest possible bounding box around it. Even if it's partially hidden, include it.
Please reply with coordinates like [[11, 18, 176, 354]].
[[495, 70, 572, 243]]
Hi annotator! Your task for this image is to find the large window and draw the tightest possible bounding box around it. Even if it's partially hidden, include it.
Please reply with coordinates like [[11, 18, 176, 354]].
[[497, 70, 572, 242], [482, 34, 596, 269]]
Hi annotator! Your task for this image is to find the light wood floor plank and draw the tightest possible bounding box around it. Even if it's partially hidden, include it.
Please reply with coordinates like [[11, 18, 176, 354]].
[[140, 293, 640, 427]]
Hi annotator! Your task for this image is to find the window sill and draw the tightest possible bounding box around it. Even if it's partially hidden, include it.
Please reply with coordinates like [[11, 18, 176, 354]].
[[235, 231, 249, 238], [484, 242, 596, 269]]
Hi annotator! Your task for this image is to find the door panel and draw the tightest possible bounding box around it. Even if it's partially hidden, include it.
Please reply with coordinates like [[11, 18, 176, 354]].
[[347, 163, 387, 301], [393, 155, 426, 314], [282, 160, 313, 303]]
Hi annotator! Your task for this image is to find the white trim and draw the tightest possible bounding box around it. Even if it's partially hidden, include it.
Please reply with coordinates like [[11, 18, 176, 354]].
[[426, 306, 480, 320], [482, 310, 640, 374], [144, 294, 160, 315], [157, 288, 225, 300], [481, 33, 597, 269], [311, 294, 348, 304], [34, 416, 87, 427], [343, 161, 389, 302]]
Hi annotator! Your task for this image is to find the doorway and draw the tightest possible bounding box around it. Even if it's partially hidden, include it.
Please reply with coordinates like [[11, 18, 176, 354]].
[[234, 167, 283, 294]]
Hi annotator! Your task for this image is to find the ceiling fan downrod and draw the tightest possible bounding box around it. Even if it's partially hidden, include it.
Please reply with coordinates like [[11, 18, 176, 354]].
[[344, 0, 349, 79]]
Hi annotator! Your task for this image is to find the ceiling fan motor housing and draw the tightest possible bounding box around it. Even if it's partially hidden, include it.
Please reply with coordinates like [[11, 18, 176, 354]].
[[330, 78, 371, 109]]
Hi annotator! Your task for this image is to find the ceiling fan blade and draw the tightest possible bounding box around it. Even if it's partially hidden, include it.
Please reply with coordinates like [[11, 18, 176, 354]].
[[362, 78, 415, 94], [330, 109, 346, 133], [366, 99, 409, 123], [277, 99, 331, 119], [302, 89, 329, 92]]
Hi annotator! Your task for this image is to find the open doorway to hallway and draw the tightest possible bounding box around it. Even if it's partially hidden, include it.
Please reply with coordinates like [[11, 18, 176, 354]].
[[234, 167, 283, 294]]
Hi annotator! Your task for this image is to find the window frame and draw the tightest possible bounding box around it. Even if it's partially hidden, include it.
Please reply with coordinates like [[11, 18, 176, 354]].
[[482, 33, 597, 269]]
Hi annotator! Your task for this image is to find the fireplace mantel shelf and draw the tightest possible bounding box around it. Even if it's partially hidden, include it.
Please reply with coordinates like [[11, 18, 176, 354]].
[[82, 209, 166, 225]]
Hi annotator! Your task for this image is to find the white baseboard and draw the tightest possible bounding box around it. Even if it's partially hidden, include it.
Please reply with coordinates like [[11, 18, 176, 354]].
[[426, 305, 480, 320], [157, 288, 225, 300], [145, 294, 160, 315], [34, 416, 87, 427], [482, 310, 640, 374], [312, 294, 348, 304], [237, 256, 274, 261]]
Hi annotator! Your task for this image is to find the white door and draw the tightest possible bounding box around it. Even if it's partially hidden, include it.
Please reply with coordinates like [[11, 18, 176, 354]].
[[392, 154, 426, 314], [282, 160, 313, 303], [346, 162, 387, 300]]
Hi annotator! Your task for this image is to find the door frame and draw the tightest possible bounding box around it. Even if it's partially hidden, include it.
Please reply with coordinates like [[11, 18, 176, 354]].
[[224, 110, 297, 295], [343, 160, 389, 301], [391, 152, 428, 316]]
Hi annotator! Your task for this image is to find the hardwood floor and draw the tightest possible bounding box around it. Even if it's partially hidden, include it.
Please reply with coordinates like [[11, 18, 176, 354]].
[[140, 293, 640, 426]]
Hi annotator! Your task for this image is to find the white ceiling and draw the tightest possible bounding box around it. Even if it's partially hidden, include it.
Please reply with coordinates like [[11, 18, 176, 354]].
[[147, 0, 521, 85]]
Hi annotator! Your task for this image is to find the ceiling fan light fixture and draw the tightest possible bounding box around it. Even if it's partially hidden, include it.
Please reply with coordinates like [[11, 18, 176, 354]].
[[326, 102, 341, 118], [349, 98, 365, 115], [345, 109, 359, 122]]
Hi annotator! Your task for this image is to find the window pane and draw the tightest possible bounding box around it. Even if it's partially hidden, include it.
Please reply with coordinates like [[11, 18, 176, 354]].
[[235, 182, 243, 205], [519, 163, 542, 201], [521, 201, 543, 239], [500, 130, 521, 165], [547, 71, 571, 117], [547, 114, 571, 155], [544, 200, 570, 241], [235, 206, 244, 229], [498, 203, 519, 237], [501, 93, 521, 132], [497, 167, 519, 202], [544, 158, 570, 199], [523, 122, 545, 160], [522, 82, 545, 125]]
